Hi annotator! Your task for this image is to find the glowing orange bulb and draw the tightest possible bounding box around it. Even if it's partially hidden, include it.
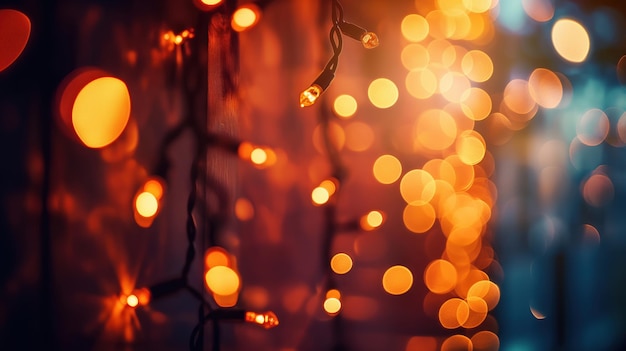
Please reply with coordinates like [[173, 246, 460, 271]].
[[311, 187, 330, 205], [135, 191, 158, 217], [231, 4, 261, 32], [202, 0, 222, 5], [126, 294, 139, 307], [205, 266, 240, 296], [324, 297, 342, 314], [245, 311, 279, 329], [360, 210, 385, 230], [125, 287, 151, 308], [361, 31, 379, 48], [250, 148, 268, 165], [300, 84, 322, 107]]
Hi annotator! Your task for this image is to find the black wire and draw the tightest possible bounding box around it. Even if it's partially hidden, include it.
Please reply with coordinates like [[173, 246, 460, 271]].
[[181, 140, 204, 280]]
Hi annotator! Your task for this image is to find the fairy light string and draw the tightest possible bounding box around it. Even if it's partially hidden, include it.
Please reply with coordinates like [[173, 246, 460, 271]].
[[123, 5, 281, 351], [128, 0, 378, 349], [300, 0, 378, 108]]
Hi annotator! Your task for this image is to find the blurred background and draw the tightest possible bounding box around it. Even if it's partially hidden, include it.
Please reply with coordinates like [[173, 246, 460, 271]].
[[2, 0, 626, 350]]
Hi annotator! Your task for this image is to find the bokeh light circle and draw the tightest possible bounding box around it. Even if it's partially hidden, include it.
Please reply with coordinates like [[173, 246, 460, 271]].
[[382, 265, 414, 295], [0, 9, 31, 72], [551, 18, 590, 63], [72, 77, 131, 148], [368, 78, 399, 109]]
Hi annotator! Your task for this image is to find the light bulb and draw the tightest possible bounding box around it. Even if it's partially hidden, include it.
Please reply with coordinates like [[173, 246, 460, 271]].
[[339, 21, 379, 49], [300, 84, 323, 107], [300, 69, 335, 107], [361, 31, 379, 49], [238, 142, 276, 168], [245, 311, 279, 329], [133, 177, 166, 228], [124, 287, 151, 308], [360, 210, 385, 231]]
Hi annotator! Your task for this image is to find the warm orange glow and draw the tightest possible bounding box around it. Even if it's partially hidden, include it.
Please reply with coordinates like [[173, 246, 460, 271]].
[[467, 280, 500, 310], [204, 246, 232, 269], [462, 296, 488, 328], [424, 259, 458, 294], [311, 186, 330, 205], [320, 179, 338, 196], [403, 203, 436, 233], [133, 177, 165, 227], [239, 143, 275, 167], [471, 330, 500, 351], [364, 210, 384, 229], [461, 87, 492, 121], [426, 10, 454, 39], [143, 179, 164, 199], [135, 192, 158, 218], [126, 294, 139, 308], [441, 334, 473, 351], [440, 71, 471, 103], [401, 44, 430, 71], [330, 253, 353, 274], [313, 121, 345, 153], [552, 18, 590, 63], [300, 84, 323, 107], [461, 50, 493, 83], [456, 130, 486, 165], [231, 4, 261, 32], [438, 298, 469, 329], [368, 78, 399, 109], [312, 178, 338, 205], [326, 289, 341, 299], [250, 148, 268, 165], [382, 265, 414, 295], [400, 169, 436, 205], [405, 336, 438, 351], [333, 94, 358, 118], [205, 266, 240, 296], [212, 291, 239, 307], [245, 311, 279, 329], [345, 122, 375, 152], [503, 79, 536, 115], [373, 154, 402, 185], [414, 109, 457, 151], [126, 287, 151, 307], [529, 68, 563, 108], [0, 9, 31, 72], [202, 0, 222, 4], [423, 159, 456, 185], [405, 68, 438, 99], [427, 39, 453, 67], [430, 180, 456, 217], [324, 297, 342, 314], [72, 77, 131, 148], [235, 197, 255, 221], [463, 0, 493, 13], [401, 14, 429, 42]]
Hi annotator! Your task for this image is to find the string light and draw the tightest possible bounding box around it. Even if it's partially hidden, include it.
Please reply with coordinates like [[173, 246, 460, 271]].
[[299, 0, 379, 107], [244, 311, 280, 329], [339, 21, 379, 49], [107, 9, 279, 350], [189, 309, 279, 349]]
